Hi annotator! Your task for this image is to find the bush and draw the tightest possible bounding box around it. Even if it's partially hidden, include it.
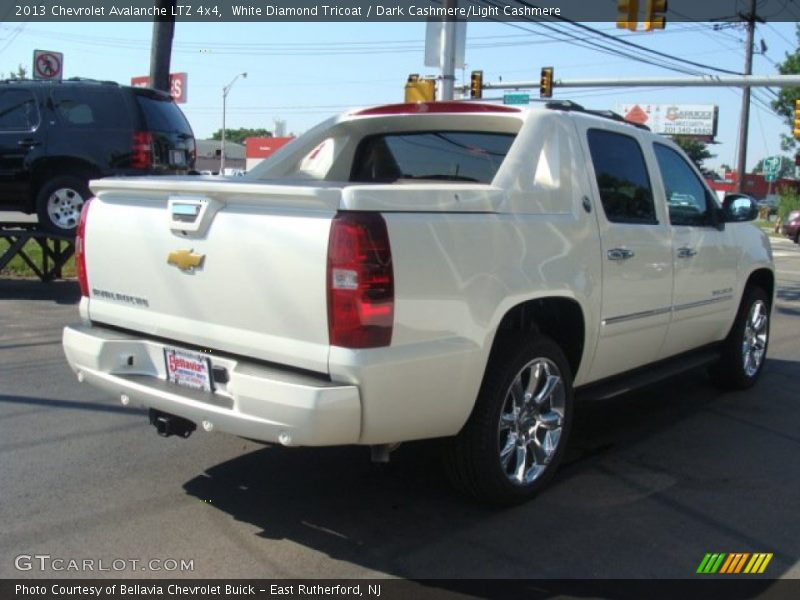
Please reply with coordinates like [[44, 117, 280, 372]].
[[777, 186, 800, 221]]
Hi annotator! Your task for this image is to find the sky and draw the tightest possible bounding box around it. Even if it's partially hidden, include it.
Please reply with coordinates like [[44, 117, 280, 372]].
[[1, 19, 797, 171]]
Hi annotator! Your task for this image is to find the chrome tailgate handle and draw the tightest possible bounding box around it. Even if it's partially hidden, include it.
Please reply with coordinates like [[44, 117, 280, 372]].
[[607, 248, 635, 261]]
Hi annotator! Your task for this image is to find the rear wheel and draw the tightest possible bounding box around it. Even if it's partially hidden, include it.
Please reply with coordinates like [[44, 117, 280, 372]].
[[35, 175, 90, 235], [444, 335, 573, 506], [710, 286, 770, 390]]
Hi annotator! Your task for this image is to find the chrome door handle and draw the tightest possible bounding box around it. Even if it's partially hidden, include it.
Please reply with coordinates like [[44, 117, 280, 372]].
[[677, 247, 697, 258], [607, 248, 635, 261]]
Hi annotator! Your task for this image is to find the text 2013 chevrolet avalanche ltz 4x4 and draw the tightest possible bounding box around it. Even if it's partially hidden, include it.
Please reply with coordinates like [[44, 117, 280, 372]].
[[63, 101, 774, 505]]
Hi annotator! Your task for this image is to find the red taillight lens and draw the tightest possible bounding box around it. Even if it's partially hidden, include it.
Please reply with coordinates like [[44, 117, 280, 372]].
[[327, 212, 394, 348], [131, 131, 153, 169], [75, 198, 92, 297]]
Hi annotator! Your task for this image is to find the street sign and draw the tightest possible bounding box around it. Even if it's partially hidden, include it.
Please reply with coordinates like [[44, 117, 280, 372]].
[[33, 50, 63, 81], [765, 172, 777, 183], [763, 155, 781, 178], [503, 92, 530, 105], [130, 73, 188, 104]]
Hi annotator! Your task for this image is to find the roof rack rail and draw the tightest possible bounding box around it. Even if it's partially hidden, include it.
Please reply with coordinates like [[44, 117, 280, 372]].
[[543, 100, 650, 131], [0, 77, 119, 86]]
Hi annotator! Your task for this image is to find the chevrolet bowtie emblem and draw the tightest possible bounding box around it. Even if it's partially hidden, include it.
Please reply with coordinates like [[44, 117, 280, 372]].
[[167, 249, 205, 272]]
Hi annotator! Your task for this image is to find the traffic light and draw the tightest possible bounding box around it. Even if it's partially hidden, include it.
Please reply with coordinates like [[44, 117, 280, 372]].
[[644, 0, 667, 31], [617, 0, 639, 31], [470, 70, 483, 99], [794, 99, 800, 139], [405, 74, 435, 103], [540, 67, 554, 99]]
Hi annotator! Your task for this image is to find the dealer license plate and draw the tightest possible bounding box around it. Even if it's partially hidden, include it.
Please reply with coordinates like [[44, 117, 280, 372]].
[[171, 150, 186, 166], [164, 347, 213, 392]]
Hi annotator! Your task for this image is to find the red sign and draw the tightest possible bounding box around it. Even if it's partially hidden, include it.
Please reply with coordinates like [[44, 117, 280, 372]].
[[245, 137, 295, 159], [130, 72, 188, 104], [33, 49, 63, 81]]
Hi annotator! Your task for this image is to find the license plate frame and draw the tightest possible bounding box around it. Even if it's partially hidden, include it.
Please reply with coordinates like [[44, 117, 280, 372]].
[[164, 346, 213, 392], [171, 149, 186, 166]]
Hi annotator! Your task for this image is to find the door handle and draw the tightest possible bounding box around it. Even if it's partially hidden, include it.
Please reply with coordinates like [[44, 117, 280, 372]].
[[607, 248, 635, 261], [677, 247, 697, 258], [17, 138, 41, 147]]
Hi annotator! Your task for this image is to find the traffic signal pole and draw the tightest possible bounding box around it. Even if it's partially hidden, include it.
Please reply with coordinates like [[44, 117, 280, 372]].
[[440, 0, 458, 100], [149, 0, 177, 92]]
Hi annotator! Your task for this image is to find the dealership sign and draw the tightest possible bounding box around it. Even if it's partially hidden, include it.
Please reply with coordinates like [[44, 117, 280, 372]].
[[618, 104, 718, 137], [130, 73, 188, 104]]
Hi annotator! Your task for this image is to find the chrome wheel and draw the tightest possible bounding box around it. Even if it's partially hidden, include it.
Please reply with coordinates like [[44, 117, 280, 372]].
[[46, 187, 85, 230], [498, 357, 565, 486], [742, 299, 768, 378]]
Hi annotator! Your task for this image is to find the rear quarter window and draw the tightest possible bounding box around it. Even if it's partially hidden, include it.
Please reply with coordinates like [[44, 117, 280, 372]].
[[52, 87, 131, 129], [350, 131, 515, 184]]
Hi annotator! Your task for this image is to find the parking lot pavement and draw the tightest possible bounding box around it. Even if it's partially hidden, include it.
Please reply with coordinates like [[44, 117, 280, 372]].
[[1, 244, 799, 582]]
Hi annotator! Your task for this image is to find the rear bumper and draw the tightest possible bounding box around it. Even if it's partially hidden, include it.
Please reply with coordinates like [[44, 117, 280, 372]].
[[62, 324, 361, 446]]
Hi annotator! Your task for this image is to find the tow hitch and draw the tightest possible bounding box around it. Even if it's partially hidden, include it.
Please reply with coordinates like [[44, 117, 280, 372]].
[[149, 409, 196, 439]]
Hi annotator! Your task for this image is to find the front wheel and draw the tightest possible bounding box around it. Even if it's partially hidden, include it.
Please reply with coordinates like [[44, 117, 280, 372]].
[[444, 335, 573, 506], [710, 286, 770, 390], [35, 175, 91, 235]]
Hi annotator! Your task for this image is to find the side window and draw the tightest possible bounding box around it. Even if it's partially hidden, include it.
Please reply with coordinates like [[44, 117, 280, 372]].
[[0, 89, 39, 131], [587, 129, 657, 224], [653, 143, 712, 226]]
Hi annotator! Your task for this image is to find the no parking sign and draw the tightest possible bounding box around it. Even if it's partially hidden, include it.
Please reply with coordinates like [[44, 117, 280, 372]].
[[33, 49, 63, 81]]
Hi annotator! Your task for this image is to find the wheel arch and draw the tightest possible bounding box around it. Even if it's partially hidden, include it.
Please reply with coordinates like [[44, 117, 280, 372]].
[[744, 268, 775, 309], [30, 156, 101, 204]]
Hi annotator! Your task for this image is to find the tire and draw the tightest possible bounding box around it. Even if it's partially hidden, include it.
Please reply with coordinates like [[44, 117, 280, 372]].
[[794, 231, 799, 244], [35, 175, 91, 235], [444, 335, 574, 506], [709, 286, 770, 391]]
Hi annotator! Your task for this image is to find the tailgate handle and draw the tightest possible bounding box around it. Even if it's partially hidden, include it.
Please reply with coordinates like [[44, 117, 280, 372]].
[[168, 196, 222, 236]]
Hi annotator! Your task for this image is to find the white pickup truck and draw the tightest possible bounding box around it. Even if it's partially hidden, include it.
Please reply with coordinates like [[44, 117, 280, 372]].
[[63, 101, 774, 505]]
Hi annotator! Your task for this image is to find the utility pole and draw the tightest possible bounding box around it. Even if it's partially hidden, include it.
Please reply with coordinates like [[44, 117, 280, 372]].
[[149, 0, 176, 92], [440, 0, 457, 100], [735, 0, 757, 193]]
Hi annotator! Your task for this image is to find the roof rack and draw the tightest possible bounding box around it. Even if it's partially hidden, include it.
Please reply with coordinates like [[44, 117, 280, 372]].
[[543, 100, 650, 131], [0, 77, 119, 86]]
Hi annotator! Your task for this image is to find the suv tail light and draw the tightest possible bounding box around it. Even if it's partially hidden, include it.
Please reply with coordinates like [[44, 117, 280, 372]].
[[327, 212, 394, 348], [131, 131, 153, 169], [75, 198, 93, 297]]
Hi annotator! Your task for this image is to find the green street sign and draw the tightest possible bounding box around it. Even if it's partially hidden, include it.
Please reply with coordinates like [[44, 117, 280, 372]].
[[765, 172, 777, 182], [503, 92, 530, 105], [763, 156, 781, 177]]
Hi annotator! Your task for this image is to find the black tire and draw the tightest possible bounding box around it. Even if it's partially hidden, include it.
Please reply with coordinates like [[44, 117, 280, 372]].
[[35, 175, 91, 235], [709, 286, 770, 391], [444, 335, 574, 506], [794, 231, 799, 244]]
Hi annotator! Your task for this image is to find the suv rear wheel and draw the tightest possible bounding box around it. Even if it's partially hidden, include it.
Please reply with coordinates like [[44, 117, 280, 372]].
[[35, 175, 90, 235], [444, 335, 573, 505]]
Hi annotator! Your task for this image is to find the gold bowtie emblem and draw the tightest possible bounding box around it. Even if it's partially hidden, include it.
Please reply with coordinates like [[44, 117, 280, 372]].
[[167, 249, 205, 272]]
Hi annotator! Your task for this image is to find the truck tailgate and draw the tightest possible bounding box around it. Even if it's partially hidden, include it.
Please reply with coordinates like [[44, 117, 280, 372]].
[[84, 177, 342, 374]]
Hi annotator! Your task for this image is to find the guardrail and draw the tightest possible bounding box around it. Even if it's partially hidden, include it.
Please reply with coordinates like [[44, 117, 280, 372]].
[[0, 223, 75, 282]]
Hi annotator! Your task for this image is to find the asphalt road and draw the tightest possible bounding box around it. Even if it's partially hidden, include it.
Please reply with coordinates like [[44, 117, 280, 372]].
[[1, 237, 799, 582]]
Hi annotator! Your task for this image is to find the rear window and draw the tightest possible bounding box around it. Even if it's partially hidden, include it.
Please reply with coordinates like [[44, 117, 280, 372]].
[[52, 87, 131, 129], [350, 131, 515, 184], [135, 93, 192, 135]]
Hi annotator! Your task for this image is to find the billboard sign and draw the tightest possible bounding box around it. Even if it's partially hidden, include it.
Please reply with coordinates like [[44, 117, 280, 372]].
[[130, 72, 188, 104], [617, 104, 718, 137]]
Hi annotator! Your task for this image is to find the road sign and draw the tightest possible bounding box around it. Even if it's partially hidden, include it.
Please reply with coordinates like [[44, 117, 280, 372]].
[[130, 73, 188, 104], [33, 50, 63, 81], [763, 155, 781, 178], [503, 92, 530, 105], [765, 172, 777, 183]]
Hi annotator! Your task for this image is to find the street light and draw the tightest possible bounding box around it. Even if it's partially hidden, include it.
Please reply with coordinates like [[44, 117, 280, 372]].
[[220, 71, 247, 173]]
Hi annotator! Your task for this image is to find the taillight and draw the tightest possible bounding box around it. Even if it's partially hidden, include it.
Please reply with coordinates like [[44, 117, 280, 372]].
[[327, 212, 394, 348], [131, 131, 153, 169], [75, 198, 92, 297]]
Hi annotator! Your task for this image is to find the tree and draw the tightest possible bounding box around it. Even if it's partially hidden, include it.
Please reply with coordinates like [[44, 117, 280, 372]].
[[6, 64, 26, 79], [210, 127, 272, 145], [771, 23, 800, 151], [671, 135, 715, 170]]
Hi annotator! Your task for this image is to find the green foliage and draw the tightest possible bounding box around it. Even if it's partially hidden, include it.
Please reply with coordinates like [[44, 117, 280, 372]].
[[771, 24, 800, 151], [6, 64, 27, 80], [210, 128, 272, 145], [777, 185, 800, 221], [671, 135, 715, 169]]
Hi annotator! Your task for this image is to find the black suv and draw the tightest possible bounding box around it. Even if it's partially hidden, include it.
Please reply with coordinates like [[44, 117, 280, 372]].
[[0, 78, 195, 234]]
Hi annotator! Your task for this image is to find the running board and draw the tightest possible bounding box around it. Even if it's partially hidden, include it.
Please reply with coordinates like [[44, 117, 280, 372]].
[[575, 345, 721, 402]]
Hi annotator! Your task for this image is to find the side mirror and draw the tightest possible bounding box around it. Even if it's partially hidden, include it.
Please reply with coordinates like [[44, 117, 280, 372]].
[[722, 194, 759, 222]]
